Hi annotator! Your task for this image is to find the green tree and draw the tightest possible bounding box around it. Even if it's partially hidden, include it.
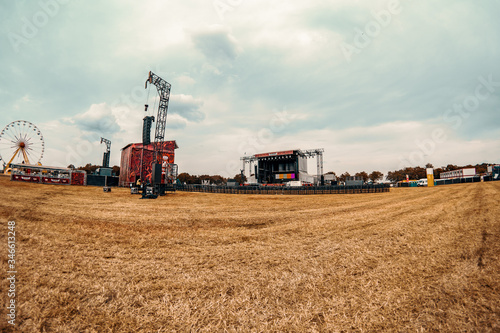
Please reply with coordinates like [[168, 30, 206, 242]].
[[338, 172, 350, 182], [369, 171, 384, 183], [178, 172, 192, 184], [199, 175, 212, 184], [210, 175, 226, 185], [179, 173, 227, 185], [434, 167, 444, 179], [355, 171, 369, 183], [387, 170, 406, 182], [445, 164, 458, 172], [473, 163, 487, 174], [78, 163, 99, 175], [234, 173, 247, 184]]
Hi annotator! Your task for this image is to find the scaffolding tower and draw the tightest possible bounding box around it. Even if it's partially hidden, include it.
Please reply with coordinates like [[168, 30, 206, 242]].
[[299, 148, 324, 181]]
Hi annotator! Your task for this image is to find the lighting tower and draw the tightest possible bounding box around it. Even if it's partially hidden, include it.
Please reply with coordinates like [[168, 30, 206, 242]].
[[100, 137, 111, 168]]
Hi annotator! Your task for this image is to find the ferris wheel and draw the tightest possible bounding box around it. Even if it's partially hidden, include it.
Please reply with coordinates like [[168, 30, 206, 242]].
[[0, 120, 44, 173]]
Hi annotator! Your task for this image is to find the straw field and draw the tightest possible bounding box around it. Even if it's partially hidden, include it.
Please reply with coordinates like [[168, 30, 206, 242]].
[[0, 175, 499, 332]]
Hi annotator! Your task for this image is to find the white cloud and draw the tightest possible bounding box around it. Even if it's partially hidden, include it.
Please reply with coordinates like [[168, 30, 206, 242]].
[[176, 75, 196, 86], [191, 25, 243, 61], [70, 103, 120, 135], [167, 114, 189, 130], [39, 119, 104, 168], [170, 94, 205, 123]]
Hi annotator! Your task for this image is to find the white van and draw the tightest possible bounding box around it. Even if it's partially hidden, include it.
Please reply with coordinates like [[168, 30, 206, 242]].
[[417, 178, 428, 187]]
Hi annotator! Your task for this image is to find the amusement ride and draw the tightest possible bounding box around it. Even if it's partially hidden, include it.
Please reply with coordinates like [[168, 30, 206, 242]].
[[0, 120, 44, 174]]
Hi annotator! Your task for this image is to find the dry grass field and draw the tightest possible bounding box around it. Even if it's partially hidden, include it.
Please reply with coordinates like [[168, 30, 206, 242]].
[[0, 175, 499, 332]]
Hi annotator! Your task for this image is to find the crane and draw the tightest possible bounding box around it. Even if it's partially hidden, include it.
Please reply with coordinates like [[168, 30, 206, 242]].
[[145, 71, 171, 164]]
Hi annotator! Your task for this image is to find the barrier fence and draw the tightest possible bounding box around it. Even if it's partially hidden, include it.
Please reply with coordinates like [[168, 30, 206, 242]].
[[435, 176, 481, 185], [176, 184, 390, 195], [86, 175, 119, 187]]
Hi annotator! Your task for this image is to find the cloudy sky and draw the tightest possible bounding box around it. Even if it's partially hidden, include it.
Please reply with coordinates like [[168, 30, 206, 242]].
[[1, 0, 499, 177]]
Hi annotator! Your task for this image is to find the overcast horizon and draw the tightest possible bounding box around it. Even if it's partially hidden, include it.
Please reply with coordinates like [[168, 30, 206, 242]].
[[1, 0, 499, 178]]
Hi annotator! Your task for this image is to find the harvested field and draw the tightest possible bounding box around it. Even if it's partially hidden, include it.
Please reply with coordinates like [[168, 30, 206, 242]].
[[0, 175, 499, 332]]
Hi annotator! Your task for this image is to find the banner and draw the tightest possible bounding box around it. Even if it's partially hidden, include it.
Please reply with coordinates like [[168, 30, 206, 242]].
[[275, 173, 295, 180], [426, 168, 434, 187], [12, 175, 40, 183], [42, 177, 70, 185]]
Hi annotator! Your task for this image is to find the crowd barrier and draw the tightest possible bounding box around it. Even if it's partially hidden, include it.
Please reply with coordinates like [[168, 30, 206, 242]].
[[435, 176, 482, 186], [176, 184, 390, 195], [86, 175, 119, 187]]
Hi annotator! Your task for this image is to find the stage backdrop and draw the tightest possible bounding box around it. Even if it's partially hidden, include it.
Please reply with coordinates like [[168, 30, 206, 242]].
[[119, 141, 177, 186]]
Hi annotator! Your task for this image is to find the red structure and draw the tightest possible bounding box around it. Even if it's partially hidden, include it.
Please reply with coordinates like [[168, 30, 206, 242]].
[[10, 164, 87, 185], [119, 141, 178, 187], [70, 171, 86, 186]]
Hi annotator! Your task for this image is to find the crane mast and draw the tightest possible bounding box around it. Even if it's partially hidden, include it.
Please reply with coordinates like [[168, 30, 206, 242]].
[[145, 71, 171, 163]]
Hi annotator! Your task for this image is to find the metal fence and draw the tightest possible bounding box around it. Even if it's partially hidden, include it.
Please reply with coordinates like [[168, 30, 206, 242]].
[[86, 175, 119, 187], [435, 176, 481, 186], [176, 184, 390, 195]]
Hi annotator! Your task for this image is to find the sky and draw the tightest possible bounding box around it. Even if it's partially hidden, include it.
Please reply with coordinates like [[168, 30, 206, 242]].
[[1, 0, 499, 178]]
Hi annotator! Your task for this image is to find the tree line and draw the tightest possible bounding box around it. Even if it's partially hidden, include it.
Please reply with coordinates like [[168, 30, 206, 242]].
[[178, 173, 249, 185], [69, 164, 120, 176], [330, 162, 491, 183], [69, 162, 491, 184], [178, 173, 229, 185], [386, 163, 490, 182], [326, 171, 384, 183]]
